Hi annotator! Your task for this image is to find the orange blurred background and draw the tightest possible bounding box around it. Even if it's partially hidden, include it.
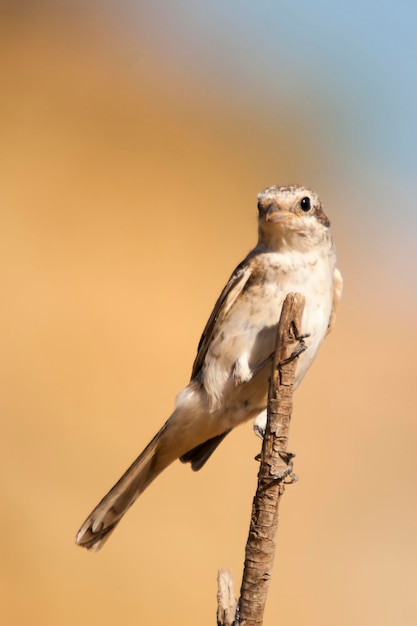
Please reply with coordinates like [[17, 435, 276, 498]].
[[1, 3, 416, 625]]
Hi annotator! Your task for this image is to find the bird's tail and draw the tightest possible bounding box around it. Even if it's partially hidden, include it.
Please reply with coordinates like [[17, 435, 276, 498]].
[[75, 423, 171, 551]]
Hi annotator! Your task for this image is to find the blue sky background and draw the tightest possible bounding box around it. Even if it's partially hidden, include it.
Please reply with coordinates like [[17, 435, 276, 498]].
[[90, 0, 417, 296], [114, 0, 417, 182]]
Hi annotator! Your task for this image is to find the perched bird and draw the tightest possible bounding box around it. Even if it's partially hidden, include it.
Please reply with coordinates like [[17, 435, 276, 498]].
[[75, 184, 343, 551]]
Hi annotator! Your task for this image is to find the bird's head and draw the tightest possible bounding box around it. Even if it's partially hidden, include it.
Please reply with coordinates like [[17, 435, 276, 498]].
[[257, 185, 331, 252]]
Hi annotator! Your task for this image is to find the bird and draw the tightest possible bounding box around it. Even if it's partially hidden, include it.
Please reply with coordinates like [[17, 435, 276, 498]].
[[75, 184, 343, 551]]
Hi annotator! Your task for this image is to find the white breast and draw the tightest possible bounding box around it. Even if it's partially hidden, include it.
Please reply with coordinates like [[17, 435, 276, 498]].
[[278, 248, 335, 387], [201, 246, 336, 410]]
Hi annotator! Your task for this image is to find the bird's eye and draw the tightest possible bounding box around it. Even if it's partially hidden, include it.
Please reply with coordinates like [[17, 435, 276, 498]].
[[300, 196, 311, 212]]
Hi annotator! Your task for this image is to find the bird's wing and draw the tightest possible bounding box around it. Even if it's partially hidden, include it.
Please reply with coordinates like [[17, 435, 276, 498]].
[[327, 267, 343, 335], [190, 258, 253, 380]]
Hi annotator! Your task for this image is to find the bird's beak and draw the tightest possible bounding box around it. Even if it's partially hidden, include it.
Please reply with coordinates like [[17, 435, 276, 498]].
[[265, 207, 293, 223]]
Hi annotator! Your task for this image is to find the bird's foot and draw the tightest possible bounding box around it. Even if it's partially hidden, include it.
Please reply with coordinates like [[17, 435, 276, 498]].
[[280, 330, 310, 366], [254, 450, 298, 484], [271, 451, 298, 483]]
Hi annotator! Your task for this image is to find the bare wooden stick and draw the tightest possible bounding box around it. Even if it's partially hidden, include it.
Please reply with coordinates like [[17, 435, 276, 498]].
[[216, 293, 305, 626], [217, 569, 237, 626]]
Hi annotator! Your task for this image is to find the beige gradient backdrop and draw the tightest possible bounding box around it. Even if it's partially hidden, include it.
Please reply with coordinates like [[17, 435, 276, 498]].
[[1, 6, 416, 626]]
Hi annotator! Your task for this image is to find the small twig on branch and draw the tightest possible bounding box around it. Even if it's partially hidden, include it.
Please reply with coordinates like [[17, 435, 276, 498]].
[[217, 292, 305, 626], [217, 569, 237, 626]]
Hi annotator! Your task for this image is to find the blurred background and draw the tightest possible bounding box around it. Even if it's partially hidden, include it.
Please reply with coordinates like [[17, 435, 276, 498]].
[[1, 1, 416, 624]]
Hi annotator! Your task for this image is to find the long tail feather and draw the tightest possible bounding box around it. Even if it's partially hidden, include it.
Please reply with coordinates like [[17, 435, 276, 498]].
[[75, 425, 168, 551]]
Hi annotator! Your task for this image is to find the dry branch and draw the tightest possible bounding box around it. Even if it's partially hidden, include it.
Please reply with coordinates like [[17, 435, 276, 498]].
[[217, 292, 305, 626], [217, 569, 237, 626]]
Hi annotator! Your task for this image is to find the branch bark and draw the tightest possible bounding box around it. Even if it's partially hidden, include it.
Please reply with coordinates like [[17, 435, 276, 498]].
[[217, 292, 305, 626]]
